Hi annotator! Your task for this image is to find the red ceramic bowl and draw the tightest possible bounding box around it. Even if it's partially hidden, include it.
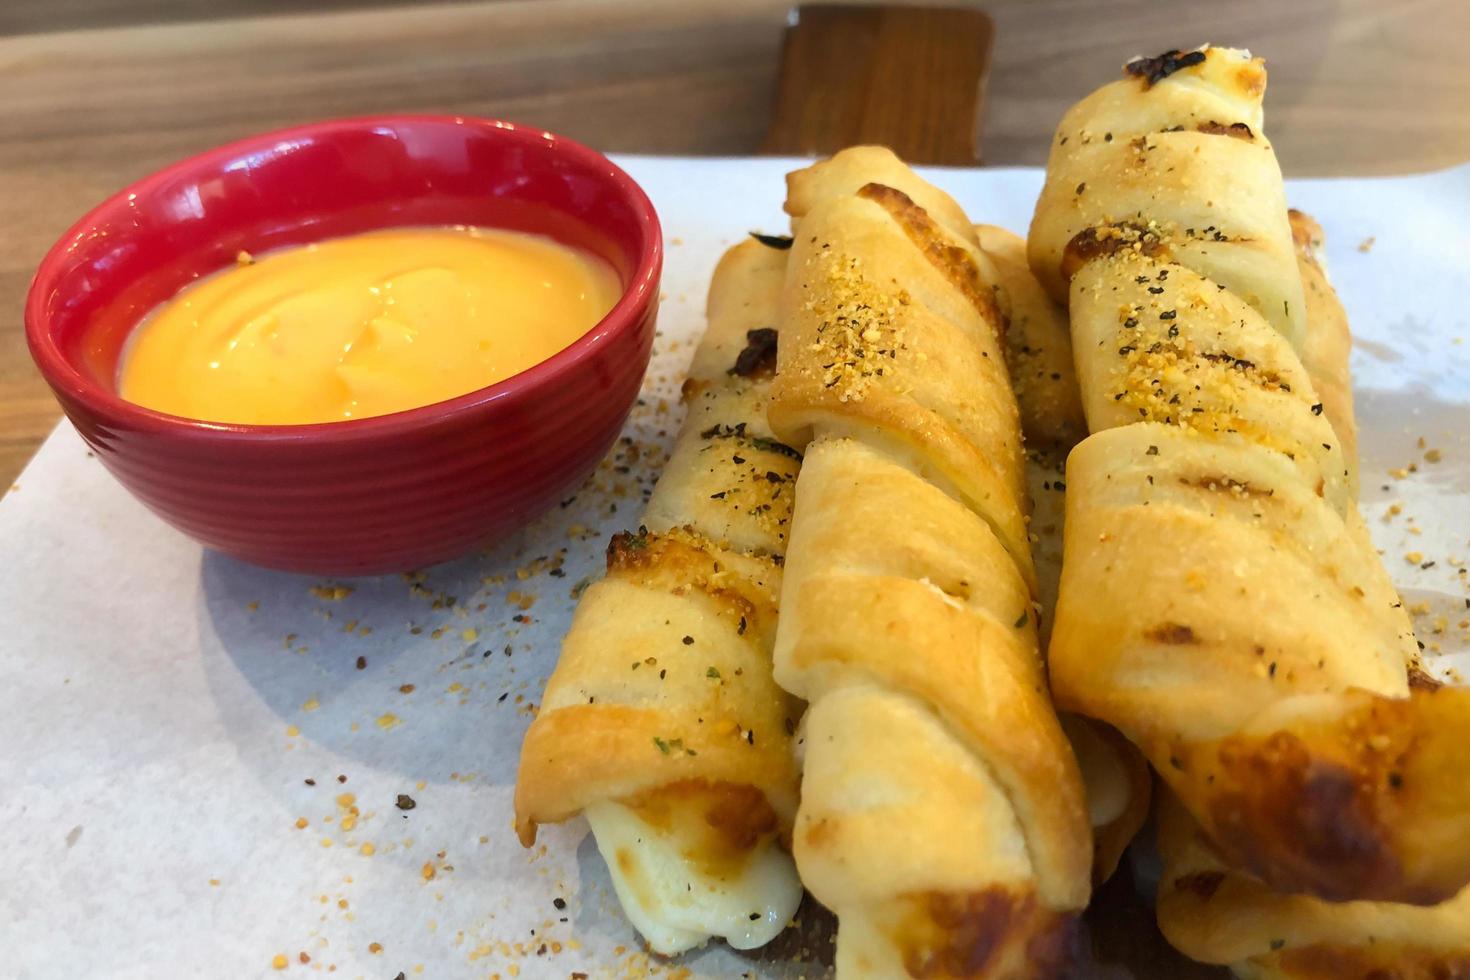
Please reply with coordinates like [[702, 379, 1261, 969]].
[[25, 116, 660, 575]]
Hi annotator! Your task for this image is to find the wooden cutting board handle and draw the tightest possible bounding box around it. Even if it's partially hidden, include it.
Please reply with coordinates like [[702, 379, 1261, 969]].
[[762, 4, 995, 165]]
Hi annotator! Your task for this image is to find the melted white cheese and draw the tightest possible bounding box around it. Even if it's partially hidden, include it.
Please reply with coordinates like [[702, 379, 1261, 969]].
[[585, 799, 802, 955]]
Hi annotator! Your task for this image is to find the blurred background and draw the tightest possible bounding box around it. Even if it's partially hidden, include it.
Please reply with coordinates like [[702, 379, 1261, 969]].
[[3, 0, 1468, 485]]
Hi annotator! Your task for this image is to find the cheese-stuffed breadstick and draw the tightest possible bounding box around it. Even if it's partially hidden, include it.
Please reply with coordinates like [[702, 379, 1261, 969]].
[[1152, 209, 1470, 978], [769, 147, 1091, 978], [515, 239, 804, 954], [980, 223, 1149, 885], [1030, 46, 1470, 906]]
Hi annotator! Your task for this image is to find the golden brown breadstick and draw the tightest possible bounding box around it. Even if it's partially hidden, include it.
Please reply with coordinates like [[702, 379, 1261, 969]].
[[769, 147, 1091, 978], [1151, 208, 1470, 978], [1030, 45, 1470, 906], [515, 238, 804, 954]]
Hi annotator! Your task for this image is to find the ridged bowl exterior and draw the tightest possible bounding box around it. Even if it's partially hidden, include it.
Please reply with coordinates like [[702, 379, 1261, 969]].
[[25, 117, 661, 575]]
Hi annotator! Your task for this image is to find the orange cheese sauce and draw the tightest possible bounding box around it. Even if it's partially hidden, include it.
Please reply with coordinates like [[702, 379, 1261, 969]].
[[119, 226, 621, 425]]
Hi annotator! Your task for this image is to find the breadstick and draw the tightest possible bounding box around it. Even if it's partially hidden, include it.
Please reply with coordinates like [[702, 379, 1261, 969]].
[[1031, 45, 1470, 905], [515, 238, 803, 954], [769, 147, 1091, 977]]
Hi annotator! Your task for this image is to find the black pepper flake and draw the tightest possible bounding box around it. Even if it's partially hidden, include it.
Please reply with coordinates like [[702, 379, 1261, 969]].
[[1147, 286, 1165, 294], [553, 897, 567, 910], [355, 656, 366, 670], [1123, 316, 1139, 329], [729, 327, 779, 377], [764, 471, 783, 482], [1146, 445, 1159, 456], [1125, 49, 1207, 87], [1159, 310, 1177, 321], [1311, 403, 1324, 415], [1388, 771, 1404, 789], [682, 635, 694, 645], [395, 794, 416, 811], [304, 778, 316, 786], [737, 615, 747, 636], [1118, 345, 1135, 356], [1075, 182, 1087, 195], [1269, 939, 1286, 951], [749, 231, 793, 250]]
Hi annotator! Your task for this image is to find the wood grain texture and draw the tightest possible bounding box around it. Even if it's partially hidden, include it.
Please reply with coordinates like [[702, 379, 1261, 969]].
[[763, 5, 993, 164], [3, 0, 1469, 485]]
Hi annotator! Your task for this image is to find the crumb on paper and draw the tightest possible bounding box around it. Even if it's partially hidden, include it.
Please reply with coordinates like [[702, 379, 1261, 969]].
[[271, 953, 288, 970], [302, 697, 320, 712], [246, 601, 259, 613], [309, 585, 354, 601], [376, 713, 401, 731], [1357, 236, 1375, 253], [285, 725, 300, 737]]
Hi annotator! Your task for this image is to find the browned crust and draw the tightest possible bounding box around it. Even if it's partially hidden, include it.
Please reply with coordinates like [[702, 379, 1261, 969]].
[[888, 888, 1081, 979], [1170, 687, 1470, 905], [1196, 120, 1255, 140], [1206, 730, 1407, 904], [856, 182, 1005, 336], [515, 703, 799, 847], [1408, 665, 1443, 692], [606, 529, 777, 635], [1060, 223, 1168, 283], [1124, 49, 1207, 87], [729, 327, 779, 378]]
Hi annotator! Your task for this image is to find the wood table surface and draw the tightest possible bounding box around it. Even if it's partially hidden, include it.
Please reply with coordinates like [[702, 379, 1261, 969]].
[[2, 0, 1465, 975], [5, 0, 1470, 487]]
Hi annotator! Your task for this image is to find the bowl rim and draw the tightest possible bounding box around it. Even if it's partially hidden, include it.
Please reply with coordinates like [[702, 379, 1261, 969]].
[[23, 113, 662, 446]]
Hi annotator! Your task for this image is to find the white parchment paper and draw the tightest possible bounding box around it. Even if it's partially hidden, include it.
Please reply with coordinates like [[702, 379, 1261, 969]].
[[1, 158, 1467, 980]]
